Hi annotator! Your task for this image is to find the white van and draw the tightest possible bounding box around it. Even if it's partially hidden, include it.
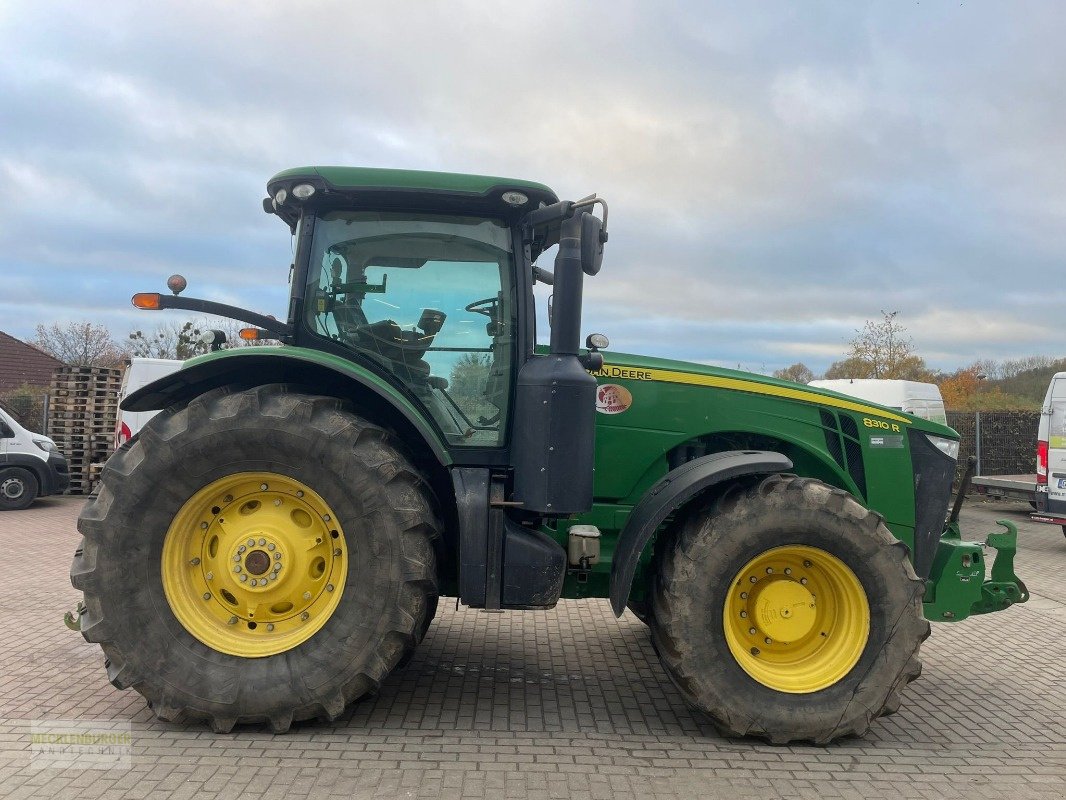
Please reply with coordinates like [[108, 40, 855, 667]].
[[0, 405, 70, 509], [114, 358, 183, 448], [808, 379, 948, 425], [1033, 371, 1066, 533]]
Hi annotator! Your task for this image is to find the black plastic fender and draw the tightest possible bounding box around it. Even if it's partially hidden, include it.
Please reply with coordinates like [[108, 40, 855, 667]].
[[609, 450, 793, 616]]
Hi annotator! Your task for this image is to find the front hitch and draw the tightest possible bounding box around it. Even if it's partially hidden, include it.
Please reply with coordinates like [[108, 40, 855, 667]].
[[923, 519, 1028, 622]]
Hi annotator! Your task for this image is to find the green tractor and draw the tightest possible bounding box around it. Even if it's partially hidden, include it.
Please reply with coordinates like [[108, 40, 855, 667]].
[[71, 167, 1027, 743]]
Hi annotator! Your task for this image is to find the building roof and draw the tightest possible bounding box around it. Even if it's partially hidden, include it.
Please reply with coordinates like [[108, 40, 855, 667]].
[[0, 331, 62, 391]]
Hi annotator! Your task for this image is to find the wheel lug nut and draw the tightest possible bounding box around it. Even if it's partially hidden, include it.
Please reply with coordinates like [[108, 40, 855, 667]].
[[326, 584, 334, 592], [274, 553, 282, 560], [260, 484, 268, 491], [300, 612, 309, 621], [323, 514, 331, 522], [190, 557, 201, 565], [803, 560, 812, 568], [749, 576, 757, 584], [233, 554, 241, 562], [247, 538, 255, 547], [238, 545, 246, 554], [202, 592, 211, 600], [739, 611, 747, 618], [765, 567, 773, 574], [273, 563, 281, 572], [334, 548, 341, 557], [749, 627, 756, 635], [800, 578, 808, 585], [274, 499, 281, 507], [259, 538, 266, 545], [267, 624, 275, 631], [296, 491, 304, 498], [228, 616, 238, 625], [250, 579, 258, 587], [206, 572, 213, 580], [740, 592, 747, 600], [234, 566, 241, 573], [267, 543, 275, 551], [240, 575, 248, 582], [200, 522, 209, 530], [764, 637, 772, 645], [784, 568, 792, 575], [303, 591, 312, 600]]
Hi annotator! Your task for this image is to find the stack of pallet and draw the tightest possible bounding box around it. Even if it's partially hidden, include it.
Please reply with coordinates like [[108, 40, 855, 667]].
[[48, 366, 122, 494]]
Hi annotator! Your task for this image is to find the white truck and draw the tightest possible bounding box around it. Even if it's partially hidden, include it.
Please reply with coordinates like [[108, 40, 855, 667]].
[[1031, 371, 1066, 536], [0, 405, 70, 509], [807, 379, 948, 424], [114, 358, 183, 448]]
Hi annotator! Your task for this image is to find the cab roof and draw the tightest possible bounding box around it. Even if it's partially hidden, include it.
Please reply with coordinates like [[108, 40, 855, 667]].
[[265, 166, 560, 230], [269, 166, 557, 199]]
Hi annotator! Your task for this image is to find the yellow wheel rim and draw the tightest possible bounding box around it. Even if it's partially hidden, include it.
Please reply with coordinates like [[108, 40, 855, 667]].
[[723, 545, 870, 693], [161, 472, 347, 658]]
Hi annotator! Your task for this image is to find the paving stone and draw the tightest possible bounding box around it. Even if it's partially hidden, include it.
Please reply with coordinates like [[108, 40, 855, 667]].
[[2, 497, 1063, 799]]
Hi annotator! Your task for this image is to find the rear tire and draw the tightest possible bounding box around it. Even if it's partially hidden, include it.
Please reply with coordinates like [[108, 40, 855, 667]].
[[71, 385, 439, 732], [651, 474, 929, 744], [0, 467, 38, 510]]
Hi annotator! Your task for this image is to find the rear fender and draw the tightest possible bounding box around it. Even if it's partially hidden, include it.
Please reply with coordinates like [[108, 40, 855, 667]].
[[122, 347, 452, 465], [609, 450, 793, 616]]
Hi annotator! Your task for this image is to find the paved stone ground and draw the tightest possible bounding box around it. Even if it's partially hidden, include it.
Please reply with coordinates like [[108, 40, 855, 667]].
[[1, 496, 1063, 799]]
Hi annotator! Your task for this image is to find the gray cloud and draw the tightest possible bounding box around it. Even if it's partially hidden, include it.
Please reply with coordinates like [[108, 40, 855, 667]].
[[2, 1, 1064, 374]]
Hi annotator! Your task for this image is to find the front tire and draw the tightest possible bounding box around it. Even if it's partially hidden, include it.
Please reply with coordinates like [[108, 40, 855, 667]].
[[71, 385, 439, 732], [651, 475, 929, 744], [0, 467, 38, 510]]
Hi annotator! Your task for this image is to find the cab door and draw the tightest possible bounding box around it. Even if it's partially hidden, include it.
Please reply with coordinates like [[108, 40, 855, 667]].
[[1047, 377, 1066, 514]]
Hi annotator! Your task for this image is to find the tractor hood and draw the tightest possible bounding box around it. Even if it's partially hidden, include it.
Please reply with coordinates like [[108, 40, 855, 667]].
[[590, 350, 958, 439]]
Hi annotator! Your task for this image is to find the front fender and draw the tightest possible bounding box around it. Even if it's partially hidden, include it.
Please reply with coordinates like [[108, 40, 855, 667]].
[[122, 347, 452, 465], [609, 450, 793, 616]]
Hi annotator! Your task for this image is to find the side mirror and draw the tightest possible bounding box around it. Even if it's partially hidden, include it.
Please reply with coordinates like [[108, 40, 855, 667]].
[[579, 212, 606, 276]]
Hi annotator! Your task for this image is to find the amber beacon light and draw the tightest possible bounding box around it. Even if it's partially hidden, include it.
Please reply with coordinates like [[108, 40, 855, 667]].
[[131, 292, 162, 310]]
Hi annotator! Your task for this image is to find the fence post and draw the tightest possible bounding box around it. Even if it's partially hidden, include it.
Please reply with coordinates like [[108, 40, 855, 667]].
[[974, 411, 981, 477]]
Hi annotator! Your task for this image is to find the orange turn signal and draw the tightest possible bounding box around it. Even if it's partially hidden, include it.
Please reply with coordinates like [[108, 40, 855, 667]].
[[239, 328, 260, 341], [131, 292, 162, 310]]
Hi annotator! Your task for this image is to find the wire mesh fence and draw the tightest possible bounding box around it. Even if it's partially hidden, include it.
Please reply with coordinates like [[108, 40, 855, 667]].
[[947, 410, 1040, 481]]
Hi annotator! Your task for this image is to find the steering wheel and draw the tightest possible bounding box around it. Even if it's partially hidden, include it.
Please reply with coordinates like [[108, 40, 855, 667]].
[[465, 297, 499, 318]]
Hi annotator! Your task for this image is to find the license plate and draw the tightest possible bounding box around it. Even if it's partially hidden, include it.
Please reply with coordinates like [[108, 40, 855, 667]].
[[1058, 479, 1066, 489]]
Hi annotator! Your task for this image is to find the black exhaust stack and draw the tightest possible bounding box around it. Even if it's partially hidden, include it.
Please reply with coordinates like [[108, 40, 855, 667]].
[[512, 203, 606, 515]]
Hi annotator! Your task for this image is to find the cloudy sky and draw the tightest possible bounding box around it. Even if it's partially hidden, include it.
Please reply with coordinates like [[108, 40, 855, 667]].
[[2, 1, 1064, 374]]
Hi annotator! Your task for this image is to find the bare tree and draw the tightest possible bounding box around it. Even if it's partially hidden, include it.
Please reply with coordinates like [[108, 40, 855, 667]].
[[825, 312, 934, 381], [33, 322, 126, 367], [772, 363, 815, 384], [127, 317, 276, 360]]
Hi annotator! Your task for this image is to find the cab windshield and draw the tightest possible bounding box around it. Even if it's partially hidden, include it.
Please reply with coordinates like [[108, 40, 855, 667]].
[[304, 211, 515, 447]]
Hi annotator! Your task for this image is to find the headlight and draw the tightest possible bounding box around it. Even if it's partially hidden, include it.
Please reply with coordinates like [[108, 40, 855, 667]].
[[32, 437, 58, 454], [925, 434, 959, 460]]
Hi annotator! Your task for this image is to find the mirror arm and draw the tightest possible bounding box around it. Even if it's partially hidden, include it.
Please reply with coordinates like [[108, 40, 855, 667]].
[[532, 265, 555, 285]]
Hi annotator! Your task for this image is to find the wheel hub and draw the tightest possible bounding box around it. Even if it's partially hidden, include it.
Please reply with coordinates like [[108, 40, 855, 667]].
[[1, 478, 24, 499], [723, 545, 870, 694], [244, 549, 271, 575], [161, 472, 347, 658], [750, 579, 816, 642]]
